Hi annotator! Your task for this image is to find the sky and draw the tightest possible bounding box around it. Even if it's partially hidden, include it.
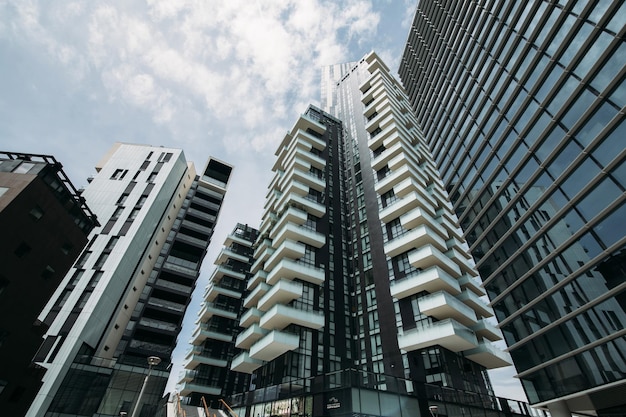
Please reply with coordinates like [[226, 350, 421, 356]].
[[0, 0, 527, 403]]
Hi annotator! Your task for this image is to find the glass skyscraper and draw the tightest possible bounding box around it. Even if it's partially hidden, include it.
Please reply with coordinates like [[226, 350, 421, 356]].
[[399, 2, 625, 416]]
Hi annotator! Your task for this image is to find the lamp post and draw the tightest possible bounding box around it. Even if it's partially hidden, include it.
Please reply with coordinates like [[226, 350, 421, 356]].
[[130, 356, 161, 417]]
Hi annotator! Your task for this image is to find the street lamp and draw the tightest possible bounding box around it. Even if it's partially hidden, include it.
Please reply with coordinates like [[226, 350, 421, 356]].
[[130, 356, 162, 417], [429, 405, 438, 417]]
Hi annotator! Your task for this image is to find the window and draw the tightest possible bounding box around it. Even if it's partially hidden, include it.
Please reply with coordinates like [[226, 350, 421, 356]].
[[0, 275, 8, 298], [41, 265, 55, 280], [0, 186, 8, 197], [93, 253, 109, 269], [29, 205, 44, 221], [61, 242, 73, 255], [14, 162, 35, 174], [116, 194, 129, 205], [14, 242, 31, 258], [110, 169, 127, 180]]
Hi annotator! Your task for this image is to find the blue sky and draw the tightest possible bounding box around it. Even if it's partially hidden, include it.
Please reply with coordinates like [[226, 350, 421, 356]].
[[0, 0, 526, 402]]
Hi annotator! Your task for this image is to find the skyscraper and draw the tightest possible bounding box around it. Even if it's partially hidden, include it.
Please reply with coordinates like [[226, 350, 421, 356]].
[[227, 52, 520, 417], [399, 2, 625, 416], [179, 223, 258, 407], [0, 152, 98, 417], [26, 143, 232, 417]]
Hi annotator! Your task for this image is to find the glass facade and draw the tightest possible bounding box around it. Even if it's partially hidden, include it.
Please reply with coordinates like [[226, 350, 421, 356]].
[[400, 1, 626, 414]]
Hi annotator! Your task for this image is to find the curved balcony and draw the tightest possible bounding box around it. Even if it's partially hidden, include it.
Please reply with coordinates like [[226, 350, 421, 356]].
[[398, 319, 478, 352], [390, 266, 461, 300]]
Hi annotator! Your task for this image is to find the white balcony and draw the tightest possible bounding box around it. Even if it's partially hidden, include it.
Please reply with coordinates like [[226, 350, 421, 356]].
[[384, 225, 448, 258], [292, 169, 325, 192], [253, 238, 273, 260], [400, 207, 448, 239], [409, 244, 462, 278], [257, 279, 303, 311], [197, 303, 238, 321], [191, 325, 233, 345], [231, 351, 264, 374], [266, 258, 325, 286], [379, 194, 424, 224], [243, 282, 271, 308], [390, 266, 461, 299], [295, 146, 326, 170], [457, 289, 494, 318], [249, 330, 300, 361], [272, 206, 308, 233], [286, 194, 326, 218], [179, 369, 194, 383], [239, 307, 263, 328], [186, 348, 229, 368], [458, 275, 486, 297], [179, 382, 221, 397], [371, 140, 403, 171], [247, 270, 268, 291], [392, 176, 430, 200], [212, 264, 247, 281], [418, 291, 477, 326], [272, 223, 325, 249], [265, 240, 306, 271], [368, 123, 401, 156], [205, 284, 241, 302], [235, 323, 269, 349], [472, 319, 503, 342], [224, 232, 253, 248], [398, 319, 478, 352], [274, 181, 309, 211], [447, 248, 479, 277], [259, 304, 324, 331], [216, 247, 250, 264], [464, 341, 512, 369]]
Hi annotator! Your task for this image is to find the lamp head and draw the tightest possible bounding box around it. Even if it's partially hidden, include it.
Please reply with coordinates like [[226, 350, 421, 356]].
[[147, 356, 162, 366]]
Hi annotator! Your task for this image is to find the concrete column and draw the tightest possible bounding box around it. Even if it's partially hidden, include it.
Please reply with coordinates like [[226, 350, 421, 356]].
[[547, 400, 572, 417]]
